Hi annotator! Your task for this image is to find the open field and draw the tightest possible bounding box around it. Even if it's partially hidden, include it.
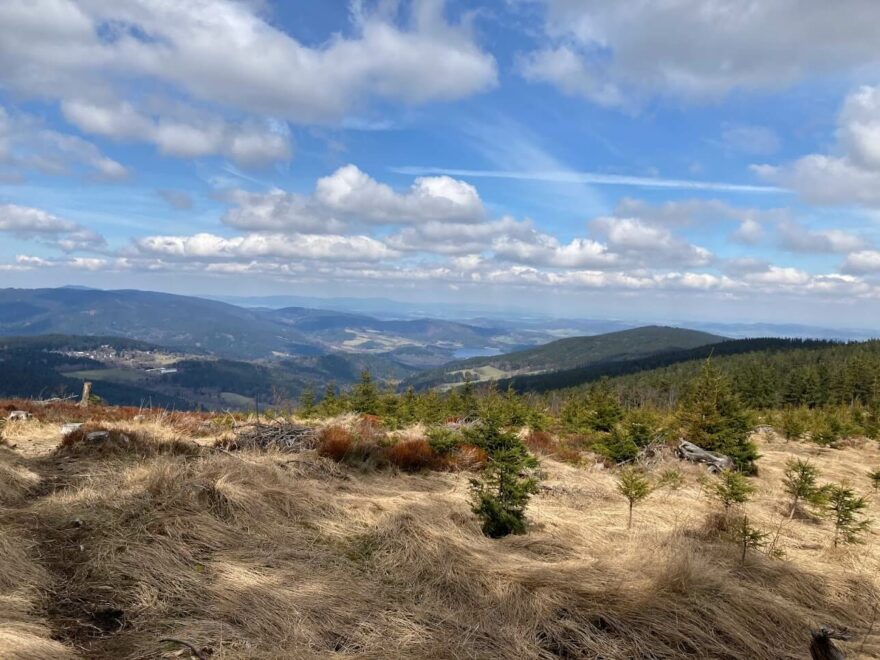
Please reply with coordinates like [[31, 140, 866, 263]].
[[0, 404, 878, 658]]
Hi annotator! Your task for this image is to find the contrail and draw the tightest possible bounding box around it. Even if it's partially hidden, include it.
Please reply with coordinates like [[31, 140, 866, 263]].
[[390, 167, 787, 194]]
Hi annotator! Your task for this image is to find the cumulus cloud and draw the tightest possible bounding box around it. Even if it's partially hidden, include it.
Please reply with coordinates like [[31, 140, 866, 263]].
[[0, 106, 127, 180], [315, 165, 484, 223], [777, 221, 866, 254], [521, 0, 880, 106], [730, 219, 764, 245], [134, 232, 398, 263], [0, 204, 106, 251], [62, 99, 291, 168], [842, 250, 880, 274], [222, 164, 485, 233], [590, 216, 713, 267], [0, 0, 496, 162], [756, 86, 880, 207]]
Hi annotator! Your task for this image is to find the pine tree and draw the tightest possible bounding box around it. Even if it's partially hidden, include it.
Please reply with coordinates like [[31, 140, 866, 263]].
[[868, 469, 880, 493], [782, 458, 822, 519], [733, 515, 768, 565], [616, 467, 652, 529], [351, 370, 379, 415], [678, 359, 758, 472], [708, 470, 755, 515], [467, 419, 540, 537], [298, 386, 316, 418], [779, 407, 806, 442], [587, 379, 624, 432], [825, 485, 870, 546]]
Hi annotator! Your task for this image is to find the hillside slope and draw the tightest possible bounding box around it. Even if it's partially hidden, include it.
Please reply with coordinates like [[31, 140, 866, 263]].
[[404, 325, 725, 389], [498, 337, 835, 394], [0, 288, 526, 362], [0, 288, 301, 359], [0, 412, 877, 658]]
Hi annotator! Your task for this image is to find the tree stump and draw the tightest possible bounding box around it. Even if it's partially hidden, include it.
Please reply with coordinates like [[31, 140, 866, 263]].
[[79, 382, 92, 408]]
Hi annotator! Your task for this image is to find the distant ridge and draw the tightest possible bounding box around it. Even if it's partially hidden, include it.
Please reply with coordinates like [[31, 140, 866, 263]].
[[402, 326, 725, 390]]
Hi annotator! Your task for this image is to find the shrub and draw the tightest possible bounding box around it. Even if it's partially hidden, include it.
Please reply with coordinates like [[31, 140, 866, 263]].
[[426, 427, 462, 456], [593, 425, 639, 464], [386, 439, 437, 472], [824, 484, 870, 547], [317, 426, 354, 462], [616, 467, 652, 529], [451, 444, 488, 471], [468, 419, 540, 538], [524, 430, 555, 455]]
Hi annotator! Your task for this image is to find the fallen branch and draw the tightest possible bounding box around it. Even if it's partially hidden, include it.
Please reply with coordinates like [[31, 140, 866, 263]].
[[159, 637, 212, 659]]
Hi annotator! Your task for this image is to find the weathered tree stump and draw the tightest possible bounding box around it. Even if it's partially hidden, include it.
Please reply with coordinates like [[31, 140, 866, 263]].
[[810, 626, 847, 660], [79, 382, 92, 407], [675, 440, 734, 473]]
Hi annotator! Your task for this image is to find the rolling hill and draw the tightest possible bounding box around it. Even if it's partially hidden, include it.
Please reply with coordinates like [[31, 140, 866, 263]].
[[402, 326, 725, 390], [0, 288, 527, 361]]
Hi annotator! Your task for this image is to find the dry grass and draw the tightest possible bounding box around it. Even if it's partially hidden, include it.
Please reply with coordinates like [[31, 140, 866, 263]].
[[0, 408, 879, 658]]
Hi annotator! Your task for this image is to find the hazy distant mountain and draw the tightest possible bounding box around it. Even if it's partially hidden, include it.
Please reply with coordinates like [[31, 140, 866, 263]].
[[402, 326, 725, 390], [0, 288, 531, 361], [0, 287, 304, 359]]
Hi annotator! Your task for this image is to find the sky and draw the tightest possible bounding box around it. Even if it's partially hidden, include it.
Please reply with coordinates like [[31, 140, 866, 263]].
[[2, 0, 880, 327]]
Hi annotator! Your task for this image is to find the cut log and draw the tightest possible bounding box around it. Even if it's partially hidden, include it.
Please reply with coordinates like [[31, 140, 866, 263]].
[[675, 440, 735, 473], [7, 411, 33, 421]]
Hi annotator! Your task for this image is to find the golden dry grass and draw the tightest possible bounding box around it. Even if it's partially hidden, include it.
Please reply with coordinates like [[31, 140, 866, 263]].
[[0, 413, 878, 658]]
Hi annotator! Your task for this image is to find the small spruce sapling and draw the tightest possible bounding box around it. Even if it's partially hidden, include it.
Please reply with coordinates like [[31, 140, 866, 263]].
[[825, 484, 871, 547], [734, 515, 769, 565], [616, 467, 652, 529], [782, 458, 822, 519], [708, 470, 755, 516], [868, 469, 880, 493], [467, 419, 540, 538]]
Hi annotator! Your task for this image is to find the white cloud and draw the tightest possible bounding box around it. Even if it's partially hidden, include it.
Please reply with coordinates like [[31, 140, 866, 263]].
[[222, 164, 485, 233], [315, 165, 484, 223], [590, 216, 713, 267], [777, 221, 866, 253], [134, 232, 398, 263], [519, 46, 624, 108], [523, 0, 880, 105], [842, 250, 880, 274], [0, 106, 127, 180], [757, 86, 880, 207], [62, 99, 291, 168], [0, 0, 496, 156], [387, 217, 535, 254], [0, 203, 106, 250], [730, 219, 764, 245]]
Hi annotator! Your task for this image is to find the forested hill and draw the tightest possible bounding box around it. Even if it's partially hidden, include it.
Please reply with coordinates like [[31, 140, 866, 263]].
[[560, 338, 880, 410], [403, 326, 724, 390], [499, 337, 834, 394]]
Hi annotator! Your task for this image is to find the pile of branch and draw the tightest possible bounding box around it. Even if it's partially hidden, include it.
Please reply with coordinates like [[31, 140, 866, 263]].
[[219, 421, 317, 452]]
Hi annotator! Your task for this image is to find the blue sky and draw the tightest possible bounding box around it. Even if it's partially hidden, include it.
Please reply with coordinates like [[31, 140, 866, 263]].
[[2, 0, 880, 326]]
